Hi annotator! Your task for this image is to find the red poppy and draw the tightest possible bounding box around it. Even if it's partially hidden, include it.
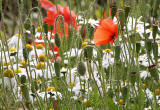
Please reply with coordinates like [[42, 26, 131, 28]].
[[40, 0, 76, 28], [94, 19, 118, 45]]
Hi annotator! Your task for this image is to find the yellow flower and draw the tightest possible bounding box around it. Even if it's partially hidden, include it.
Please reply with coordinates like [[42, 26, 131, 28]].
[[19, 61, 27, 68], [84, 38, 88, 42], [149, 27, 153, 31], [146, 68, 149, 72], [3, 62, 11, 66], [47, 86, 55, 92], [26, 44, 33, 51], [79, 97, 83, 102], [142, 83, 146, 89], [37, 79, 42, 84], [14, 69, 22, 73], [36, 26, 42, 32], [84, 100, 91, 107], [111, 53, 114, 58], [36, 44, 44, 49], [49, 108, 54, 110], [36, 62, 46, 69], [68, 82, 76, 88], [121, 85, 125, 89], [82, 42, 88, 47], [14, 34, 22, 39], [3, 68, 14, 78], [104, 49, 112, 53], [39, 54, 46, 62], [155, 88, 160, 95], [9, 48, 16, 52], [119, 99, 124, 105]]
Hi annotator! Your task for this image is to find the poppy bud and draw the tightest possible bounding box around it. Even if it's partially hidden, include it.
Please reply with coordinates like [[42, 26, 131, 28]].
[[50, 25, 54, 31], [121, 86, 128, 100], [24, 32, 30, 43], [23, 48, 29, 61], [21, 75, 31, 108], [111, 3, 117, 19], [81, 25, 86, 38], [145, 40, 152, 53], [149, 66, 159, 79], [153, 0, 159, 18], [152, 42, 158, 63], [84, 46, 93, 60], [136, 42, 141, 54], [130, 72, 137, 85], [77, 61, 86, 76], [31, 80, 38, 93], [43, 23, 48, 34], [55, 33, 61, 48], [115, 45, 121, 61], [77, 36, 82, 49], [152, 25, 158, 41], [54, 61, 60, 77], [118, 9, 125, 31], [24, 17, 31, 30], [124, 5, 130, 20], [31, 25, 35, 35]]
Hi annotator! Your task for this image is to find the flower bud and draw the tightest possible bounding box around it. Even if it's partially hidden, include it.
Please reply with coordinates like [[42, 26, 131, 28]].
[[118, 9, 125, 30], [136, 42, 141, 54], [31, 80, 38, 93], [43, 23, 48, 34], [152, 25, 158, 41], [111, 3, 117, 19], [77, 61, 86, 76], [124, 5, 130, 20], [23, 48, 29, 61], [115, 45, 121, 61], [84, 46, 93, 60], [55, 33, 61, 48], [54, 61, 60, 77], [145, 40, 152, 53], [50, 25, 54, 31], [20, 75, 31, 108], [152, 42, 158, 63], [24, 17, 31, 30]]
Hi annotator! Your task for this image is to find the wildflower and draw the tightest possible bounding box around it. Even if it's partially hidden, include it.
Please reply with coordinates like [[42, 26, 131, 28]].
[[14, 69, 22, 73], [82, 42, 88, 47], [19, 61, 27, 68], [37, 79, 42, 84], [104, 49, 112, 53], [47, 86, 56, 92], [49, 108, 54, 110], [14, 34, 22, 39], [84, 100, 91, 107], [94, 19, 118, 45], [36, 26, 42, 32], [3, 68, 14, 78], [39, 54, 46, 62], [36, 62, 46, 69], [155, 89, 160, 95], [26, 44, 33, 51], [36, 44, 44, 49], [3, 62, 11, 66], [84, 38, 88, 42], [68, 82, 76, 88], [9, 48, 16, 52], [149, 27, 153, 31], [142, 83, 146, 89], [40, 0, 76, 27], [119, 99, 124, 105]]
